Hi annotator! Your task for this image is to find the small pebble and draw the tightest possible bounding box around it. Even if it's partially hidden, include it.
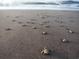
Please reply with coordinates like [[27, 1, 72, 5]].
[[42, 32, 48, 35], [41, 48, 50, 55]]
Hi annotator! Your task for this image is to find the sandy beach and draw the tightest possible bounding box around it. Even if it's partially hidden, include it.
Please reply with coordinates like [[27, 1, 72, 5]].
[[0, 10, 79, 59]]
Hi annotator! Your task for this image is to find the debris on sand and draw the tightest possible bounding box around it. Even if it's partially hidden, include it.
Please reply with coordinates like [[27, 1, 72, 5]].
[[61, 39, 69, 43], [41, 48, 50, 55], [42, 32, 48, 35], [5, 28, 12, 31]]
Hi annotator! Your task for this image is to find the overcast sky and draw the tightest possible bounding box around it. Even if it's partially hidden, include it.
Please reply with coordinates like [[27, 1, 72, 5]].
[[0, 0, 79, 4]]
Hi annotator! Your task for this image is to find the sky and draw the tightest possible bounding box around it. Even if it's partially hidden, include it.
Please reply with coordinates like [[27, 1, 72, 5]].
[[0, 0, 79, 4]]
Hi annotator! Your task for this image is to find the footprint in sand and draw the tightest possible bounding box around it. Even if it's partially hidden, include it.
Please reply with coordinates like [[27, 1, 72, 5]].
[[42, 21, 50, 24], [0, 36, 2, 38], [26, 21, 36, 24], [54, 20, 64, 24], [5, 28, 12, 31], [15, 16, 19, 18], [30, 19, 37, 21], [44, 25, 50, 28], [18, 22, 23, 24], [32, 26, 37, 29], [69, 20, 75, 23], [41, 16, 46, 19], [22, 24, 28, 27], [12, 20, 16, 22], [59, 25, 65, 27]]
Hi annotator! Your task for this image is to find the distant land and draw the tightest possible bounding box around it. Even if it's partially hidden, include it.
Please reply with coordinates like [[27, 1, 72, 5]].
[[21, 2, 59, 5], [61, 1, 79, 4]]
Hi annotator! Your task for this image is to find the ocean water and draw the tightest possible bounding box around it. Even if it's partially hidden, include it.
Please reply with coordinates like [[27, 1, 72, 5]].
[[0, 0, 79, 10]]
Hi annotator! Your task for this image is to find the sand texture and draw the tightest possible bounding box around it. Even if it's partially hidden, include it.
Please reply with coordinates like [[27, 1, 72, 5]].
[[0, 10, 79, 59]]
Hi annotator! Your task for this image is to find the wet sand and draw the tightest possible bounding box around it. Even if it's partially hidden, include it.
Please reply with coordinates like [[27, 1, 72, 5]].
[[0, 10, 79, 59]]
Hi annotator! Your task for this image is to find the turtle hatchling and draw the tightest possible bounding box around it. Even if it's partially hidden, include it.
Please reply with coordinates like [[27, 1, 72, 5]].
[[68, 30, 74, 33], [42, 32, 48, 35], [41, 48, 50, 55], [61, 39, 69, 43]]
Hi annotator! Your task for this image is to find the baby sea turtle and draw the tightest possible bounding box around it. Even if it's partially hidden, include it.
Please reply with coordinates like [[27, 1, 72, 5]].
[[42, 32, 48, 35], [61, 39, 69, 43], [41, 48, 50, 55], [66, 27, 74, 34], [68, 30, 74, 34]]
